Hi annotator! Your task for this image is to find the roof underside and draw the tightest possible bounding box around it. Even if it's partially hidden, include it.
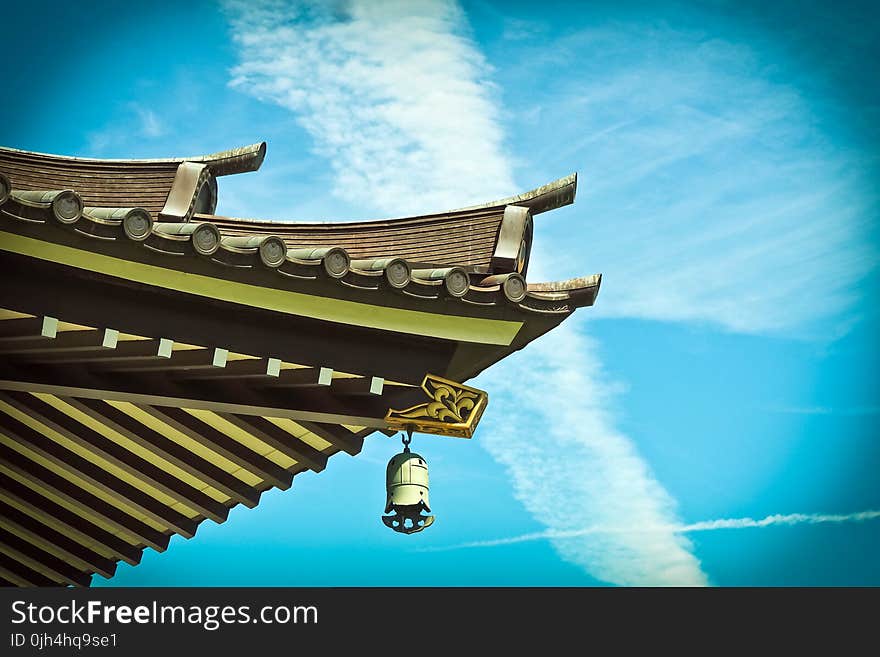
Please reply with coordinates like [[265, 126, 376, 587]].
[[0, 307, 379, 587]]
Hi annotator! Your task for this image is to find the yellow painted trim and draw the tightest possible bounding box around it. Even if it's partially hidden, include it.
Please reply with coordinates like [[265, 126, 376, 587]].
[[118, 333, 150, 341], [0, 231, 522, 345], [0, 309, 32, 320], [227, 352, 259, 361], [56, 322, 93, 332]]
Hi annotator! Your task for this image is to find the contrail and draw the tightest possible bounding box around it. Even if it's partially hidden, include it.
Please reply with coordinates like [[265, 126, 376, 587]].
[[421, 510, 880, 552], [682, 510, 880, 532]]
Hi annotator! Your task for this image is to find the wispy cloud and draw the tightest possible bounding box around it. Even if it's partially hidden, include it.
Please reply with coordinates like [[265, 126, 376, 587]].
[[86, 102, 165, 153], [424, 510, 880, 552], [222, 3, 877, 587], [684, 510, 880, 531], [224, 0, 514, 216], [133, 105, 164, 138], [516, 24, 877, 335], [763, 405, 880, 416], [475, 322, 708, 586], [224, 0, 705, 587]]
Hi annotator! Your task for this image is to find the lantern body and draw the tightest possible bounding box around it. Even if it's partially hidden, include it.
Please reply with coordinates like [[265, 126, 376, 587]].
[[382, 451, 435, 533]]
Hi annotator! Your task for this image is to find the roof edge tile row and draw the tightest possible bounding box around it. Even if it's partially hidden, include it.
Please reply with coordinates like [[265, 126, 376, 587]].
[[0, 143, 601, 318]]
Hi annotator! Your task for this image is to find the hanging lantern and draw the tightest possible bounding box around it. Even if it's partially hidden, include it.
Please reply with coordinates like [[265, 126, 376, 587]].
[[382, 431, 435, 534]]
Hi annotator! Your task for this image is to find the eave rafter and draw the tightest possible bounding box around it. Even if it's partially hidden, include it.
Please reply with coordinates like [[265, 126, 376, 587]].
[[61, 397, 262, 508]]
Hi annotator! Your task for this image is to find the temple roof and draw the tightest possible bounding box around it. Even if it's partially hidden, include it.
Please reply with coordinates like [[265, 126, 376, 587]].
[[0, 140, 600, 587], [0, 143, 599, 314]]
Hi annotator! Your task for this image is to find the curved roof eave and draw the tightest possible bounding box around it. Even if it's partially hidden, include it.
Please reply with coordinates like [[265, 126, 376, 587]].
[[452, 172, 577, 216], [0, 142, 267, 177]]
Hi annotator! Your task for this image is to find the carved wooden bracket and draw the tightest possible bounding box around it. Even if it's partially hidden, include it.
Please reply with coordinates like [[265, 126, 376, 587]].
[[384, 373, 488, 439]]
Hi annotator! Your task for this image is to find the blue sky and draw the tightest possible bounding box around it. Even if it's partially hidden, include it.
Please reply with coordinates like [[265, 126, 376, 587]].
[[2, 0, 878, 585]]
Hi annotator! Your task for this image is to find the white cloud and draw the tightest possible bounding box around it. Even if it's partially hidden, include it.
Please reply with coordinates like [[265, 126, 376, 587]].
[[86, 103, 165, 153], [224, 0, 515, 216], [424, 509, 880, 552], [222, 3, 877, 587], [133, 106, 164, 138], [763, 405, 880, 416], [224, 0, 707, 587], [519, 24, 877, 335], [475, 322, 708, 586], [683, 510, 880, 532]]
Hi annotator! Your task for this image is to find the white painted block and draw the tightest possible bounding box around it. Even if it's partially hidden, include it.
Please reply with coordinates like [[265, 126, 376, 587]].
[[212, 348, 228, 368], [102, 328, 119, 349], [40, 316, 58, 339], [157, 338, 174, 358]]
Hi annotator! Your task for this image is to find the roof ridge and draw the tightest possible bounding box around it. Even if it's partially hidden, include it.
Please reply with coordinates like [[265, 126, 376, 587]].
[[0, 142, 266, 177], [451, 172, 577, 215]]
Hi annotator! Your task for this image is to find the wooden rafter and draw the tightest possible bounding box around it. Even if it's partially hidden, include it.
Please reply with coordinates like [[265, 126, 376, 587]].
[[0, 499, 117, 579], [215, 413, 328, 473], [0, 444, 171, 552], [131, 404, 294, 491], [59, 397, 262, 508], [0, 411, 199, 537], [0, 472, 142, 565], [0, 391, 229, 524]]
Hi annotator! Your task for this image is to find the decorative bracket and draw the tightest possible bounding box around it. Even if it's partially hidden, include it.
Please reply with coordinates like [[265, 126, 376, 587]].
[[159, 162, 217, 222], [490, 205, 533, 276], [384, 374, 488, 438]]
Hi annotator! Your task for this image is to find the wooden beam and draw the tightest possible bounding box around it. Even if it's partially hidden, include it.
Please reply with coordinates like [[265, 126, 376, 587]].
[[62, 397, 261, 508], [0, 253, 457, 384], [0, 413, 196, 541], [254, 367, 332, 388], [0, 445, 169, 553], [0, 551, 56, 587], [330, 376, 385, 396], [2, 335, 167, 364], [215, 413, 328, 473], [0, 326, 111, 357], [133, 405, 293, 491], [296, 420, 364, 456], [0, 527, 92, 587], [0, 569, 30, 587], [0, 358, 425, 428], [173, 357, 284, 381], [90, 347, 237, 374], [0, 316, 59, 340], [0, 391, 228, 524], [0, 472, 141, 566], [0, 499, 117, 579]]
